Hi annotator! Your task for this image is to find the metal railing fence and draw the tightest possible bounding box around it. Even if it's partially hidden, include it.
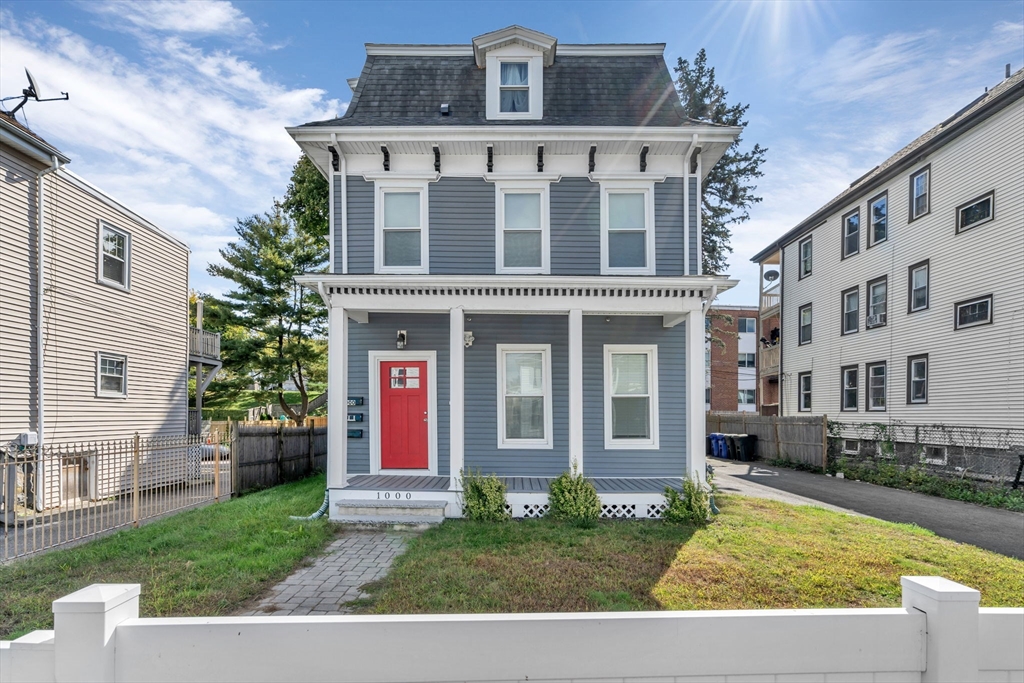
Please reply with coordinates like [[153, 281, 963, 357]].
[[1, 432, 231, 562]]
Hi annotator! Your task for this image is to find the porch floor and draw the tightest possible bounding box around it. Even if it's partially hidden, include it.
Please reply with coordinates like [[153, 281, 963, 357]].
[[345, 474, 681, 493]]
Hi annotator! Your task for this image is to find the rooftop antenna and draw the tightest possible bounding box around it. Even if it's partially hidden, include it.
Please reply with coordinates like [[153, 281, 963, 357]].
[[3, 68, 69, 117]]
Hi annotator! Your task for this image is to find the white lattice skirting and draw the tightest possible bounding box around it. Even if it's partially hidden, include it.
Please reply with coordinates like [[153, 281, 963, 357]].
[[506, 493, 668, 519]]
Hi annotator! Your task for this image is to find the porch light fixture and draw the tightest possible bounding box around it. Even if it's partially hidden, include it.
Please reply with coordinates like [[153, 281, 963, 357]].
[[464, 331, 475, 348], [396, 330, 407, 349]]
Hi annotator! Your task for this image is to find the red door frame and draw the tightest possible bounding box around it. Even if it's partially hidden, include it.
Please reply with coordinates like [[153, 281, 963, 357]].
[[371, 352, 435, 474]]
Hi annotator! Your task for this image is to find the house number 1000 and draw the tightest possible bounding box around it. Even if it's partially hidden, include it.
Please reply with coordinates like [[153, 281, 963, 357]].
[[378, 492, 412, 500]]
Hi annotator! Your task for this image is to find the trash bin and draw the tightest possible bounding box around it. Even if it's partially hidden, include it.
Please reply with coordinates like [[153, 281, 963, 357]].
[[706, 435, 713, 456], [732, 434, 758, 461], [724, 435, 740, 460], [710, 433, 725, 459]]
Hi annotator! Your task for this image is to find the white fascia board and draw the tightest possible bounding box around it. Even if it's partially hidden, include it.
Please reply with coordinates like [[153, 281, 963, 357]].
[[558, 44, 665, 56], [0, 119, 71, 164], [287, 125, 741, 145], [365, 44, 473, 57], [472, 26, 557, 66], [297, 273, 737, 293]]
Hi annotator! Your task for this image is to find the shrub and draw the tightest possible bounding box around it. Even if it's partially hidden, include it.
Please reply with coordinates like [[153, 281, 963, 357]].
[[548, 466, 601, 527], [460, 469, 509, 522], [663, 475, 712, 526]]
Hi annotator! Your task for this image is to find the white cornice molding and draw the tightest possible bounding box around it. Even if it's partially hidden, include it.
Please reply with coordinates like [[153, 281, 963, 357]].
[[588, 172, 667, 182], [297, 273, 737, 290], [361, 171, 441, 182], [347, 78, 359, 91], [472, 26, 557, 67], [287, 125, 742, 144], [484, 172, 562, 182], [559, 44, 665, 56], [365, 44, 473, 57]]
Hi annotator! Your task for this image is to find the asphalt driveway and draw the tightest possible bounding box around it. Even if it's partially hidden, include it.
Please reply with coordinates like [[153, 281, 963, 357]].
[[711, 458, 1024, 560]]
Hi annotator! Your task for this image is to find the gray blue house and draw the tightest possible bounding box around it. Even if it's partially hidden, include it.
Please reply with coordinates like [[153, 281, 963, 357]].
[[291, 26, 738, 521]]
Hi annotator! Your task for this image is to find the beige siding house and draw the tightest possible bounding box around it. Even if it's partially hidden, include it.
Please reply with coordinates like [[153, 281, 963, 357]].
[[752, 69, 1023, 430], [1, 115, 191, 447]]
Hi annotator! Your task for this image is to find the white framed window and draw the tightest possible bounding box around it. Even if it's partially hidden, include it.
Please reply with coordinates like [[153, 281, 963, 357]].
[[798, 372, 812, 412], [96, 352, 127, 398], [908, 261, 929, 313], [799, 304, 812, 345], [907, 355, 928, 404], [910, 166, 930, 220], [841, 366, 858, 412], [486, 49, 543, 120], [956, 191, 994, 233], [842, 288, 859, 335], [604, 345, 659, 449], [842, 439, 860, 455], [842, 209, 860, 258], [495, 181, 549, 274], [867, 361, 886, 411], [497, 344, 552, 449], [955, 295, 992, 330], [374, 179, 429, 274], [738, 389, 756, 405], [600, 181, 655, 275], [867, 277, 887, 328], [869, 192, 888, 246], [499, 62, 530, 113], [798, 236, 812, 279], [97, 222, 130, 290], [738, 353, 755, 368]]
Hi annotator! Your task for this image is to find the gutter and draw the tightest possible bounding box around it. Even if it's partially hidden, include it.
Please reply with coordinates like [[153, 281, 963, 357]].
[[36, 155, 63, 509]]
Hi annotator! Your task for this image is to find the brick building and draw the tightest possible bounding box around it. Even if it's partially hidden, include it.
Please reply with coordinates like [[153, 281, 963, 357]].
[[705, 304, 760, 413]]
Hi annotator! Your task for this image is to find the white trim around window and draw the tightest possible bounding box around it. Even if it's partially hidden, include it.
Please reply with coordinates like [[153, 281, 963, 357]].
[[96, 352, 128, 399], [97, 221, 131, 291], [494, 180, 550, 274], [603, 344, 659, 449], [600, 181, 656, 275], [496, 344, 553, 449], [485, 48, 544, 120], [374, 178, 430, 274]]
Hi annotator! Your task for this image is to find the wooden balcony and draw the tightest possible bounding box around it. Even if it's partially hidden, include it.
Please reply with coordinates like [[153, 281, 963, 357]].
[[760, 286, 780, 316], [760, 344, 780, 376], [189, 326, 221, 361]]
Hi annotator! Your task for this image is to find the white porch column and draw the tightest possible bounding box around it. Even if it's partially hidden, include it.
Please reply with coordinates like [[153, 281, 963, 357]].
[[327, 304, 348, 489], [449, 307, 465, 490], [686, 307, 707, 482], [568, 309, 584, 472]]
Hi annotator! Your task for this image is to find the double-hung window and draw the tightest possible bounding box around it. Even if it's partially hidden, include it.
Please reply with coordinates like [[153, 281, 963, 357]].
[[954, 295, 992, 330], [956, 191, 994, 233], [98, 222, 130, 290], [842, 287, 859, 335], [907, 355, 928, 404], [375, 181, 429, 274], [908, 261, 929, 313], [738, 318, 757, 334], [738, 389, 755, 405], [738, 353, 756, 368], [867, 276, 887, 328], [798, 236, 812, 278], [910, 166, 930, 220], [798, 372, 812, 412], [96, 352, 127, 398], [799, 304, 812, 345], [497, 344, 552, 448], [601, 183, 655, 274], [866, 362, 887, 411], [604, 345, 658, 448], [495, 182, 549, 274], [869, 192, 888, 245], [842, 209, 860, 258], [841, 366, 858, 411], [499, 62, 530, 113]]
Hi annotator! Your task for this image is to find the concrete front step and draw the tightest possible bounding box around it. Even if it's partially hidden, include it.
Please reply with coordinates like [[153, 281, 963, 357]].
[[335, 499, 448, 524]]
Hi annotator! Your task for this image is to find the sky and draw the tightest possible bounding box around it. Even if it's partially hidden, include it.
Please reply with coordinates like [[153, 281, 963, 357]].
[[2, 0, 1022, 304]]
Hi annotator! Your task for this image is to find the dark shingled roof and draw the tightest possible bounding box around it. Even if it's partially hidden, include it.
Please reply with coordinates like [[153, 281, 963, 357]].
[[302, 53, 690, 127]]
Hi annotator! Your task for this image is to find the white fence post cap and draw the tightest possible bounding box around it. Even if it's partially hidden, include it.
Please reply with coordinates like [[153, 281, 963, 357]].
[[901, 576, 980, 602], [52, 584, 141, 614]]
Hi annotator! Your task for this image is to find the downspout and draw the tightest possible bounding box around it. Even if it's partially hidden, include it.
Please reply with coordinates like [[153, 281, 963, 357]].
[[36, 155, 62, 511]]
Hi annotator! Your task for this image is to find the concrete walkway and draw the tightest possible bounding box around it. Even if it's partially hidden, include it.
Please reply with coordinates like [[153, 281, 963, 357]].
[[238, 530, 416, 616]]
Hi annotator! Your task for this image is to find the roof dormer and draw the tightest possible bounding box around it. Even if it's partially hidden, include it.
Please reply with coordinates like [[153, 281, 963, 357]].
[[473, 26, 556, 121]]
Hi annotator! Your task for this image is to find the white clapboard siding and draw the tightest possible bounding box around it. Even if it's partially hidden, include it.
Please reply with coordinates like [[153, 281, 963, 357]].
[[1, 143, 190, 446], [780, 99, 1024, 429]]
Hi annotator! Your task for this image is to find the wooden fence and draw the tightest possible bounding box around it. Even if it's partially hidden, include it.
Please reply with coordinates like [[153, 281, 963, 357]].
[[707, 413, 828, 469], [231, 422, 327, 494]]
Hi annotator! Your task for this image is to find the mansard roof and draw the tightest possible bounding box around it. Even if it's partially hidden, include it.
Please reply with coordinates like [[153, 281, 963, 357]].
[[301, 51, 691, 128]]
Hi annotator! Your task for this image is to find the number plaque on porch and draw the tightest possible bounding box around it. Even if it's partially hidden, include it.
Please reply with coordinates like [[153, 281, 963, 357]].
[[347, 429, 363, 438]]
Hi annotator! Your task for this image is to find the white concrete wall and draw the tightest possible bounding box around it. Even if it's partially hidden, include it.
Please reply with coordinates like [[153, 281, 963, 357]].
[[3, 577, 1021, 683]]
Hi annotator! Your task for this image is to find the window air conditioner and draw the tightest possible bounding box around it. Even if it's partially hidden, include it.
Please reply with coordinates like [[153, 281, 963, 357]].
[[867, 313, 886, 326]]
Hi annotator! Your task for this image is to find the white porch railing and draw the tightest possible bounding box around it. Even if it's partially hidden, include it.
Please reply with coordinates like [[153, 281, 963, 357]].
[[188, 326, 220, 360], [760, 344, 780, 374], [2, 577, 1022, 682], [760, 285, 780, 313]]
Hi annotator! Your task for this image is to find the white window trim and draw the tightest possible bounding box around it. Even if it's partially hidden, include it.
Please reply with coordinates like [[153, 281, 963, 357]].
[[954, 295, 993, 330], [496, 344, 553, 449], [956, 191, 995, 233], [842, 289, 859, 335], [603, 344, 659, 450], [367, 350, 438, 476], [867, 362, 887, 412], [910, 264, 929, 312], [494, 180, 550, 275], [600, 180, 656, 276], [96, 351, 128, 399], [374, 178, 430, 274], [911, 168, 930, 220], [486, 48, 544, 121], [798, 236, 812, 278], [909, 357, 928, 404], [97, 220, 131, 292], [841, 366, 858, 412], [869, 194, 888, 245], [798, 372, 812, 412]]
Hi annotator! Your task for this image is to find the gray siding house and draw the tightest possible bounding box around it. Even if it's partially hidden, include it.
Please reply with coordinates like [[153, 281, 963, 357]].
[[291, 26, 739, 520]]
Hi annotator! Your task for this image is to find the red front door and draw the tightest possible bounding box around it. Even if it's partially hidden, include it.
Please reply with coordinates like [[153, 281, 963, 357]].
[[380, 360, 429, 470]]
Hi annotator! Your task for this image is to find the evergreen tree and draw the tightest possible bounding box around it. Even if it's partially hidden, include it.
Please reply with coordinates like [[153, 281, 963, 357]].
[[675, 49, 767, 275], [281, 154, 330, 240], [207, 206, 327, 425]]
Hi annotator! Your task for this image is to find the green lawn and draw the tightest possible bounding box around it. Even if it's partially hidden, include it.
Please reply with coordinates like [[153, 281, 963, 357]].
[[0, 475, 334, 640], [361, 495, 1024, 614], [196, 390, 310, 420]]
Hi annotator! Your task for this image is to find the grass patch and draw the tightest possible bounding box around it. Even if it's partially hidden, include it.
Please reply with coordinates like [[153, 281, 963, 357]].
[[0, 474, 334, 639], [361, 495, 1023, 614], [196, 390, 315, 421]]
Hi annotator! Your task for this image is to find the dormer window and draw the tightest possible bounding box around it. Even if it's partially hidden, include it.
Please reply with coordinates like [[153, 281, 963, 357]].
[[500, 62, 530, 113]]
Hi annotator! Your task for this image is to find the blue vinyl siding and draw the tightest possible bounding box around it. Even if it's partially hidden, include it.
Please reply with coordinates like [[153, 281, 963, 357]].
[[551, 177, 600, 276], [655, 177, 685, 276], [429, 177, 495, 274], [689, 176, 699, 275], [583, 315, 688, 477], [464, 314, 570, 476], [347, 313, 450, 476], [346, 176, 374, 274]]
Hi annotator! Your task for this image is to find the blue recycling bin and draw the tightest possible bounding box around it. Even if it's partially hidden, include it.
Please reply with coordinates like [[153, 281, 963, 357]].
[[710, 433, 726, 459]]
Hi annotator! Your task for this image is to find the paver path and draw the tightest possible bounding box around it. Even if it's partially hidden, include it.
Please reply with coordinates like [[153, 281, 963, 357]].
[[238, 529, 415, 616]]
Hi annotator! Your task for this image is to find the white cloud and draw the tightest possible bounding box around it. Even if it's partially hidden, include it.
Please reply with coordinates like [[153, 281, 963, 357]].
[[0, 6, 343, 294], [80, 0, 255, 38]]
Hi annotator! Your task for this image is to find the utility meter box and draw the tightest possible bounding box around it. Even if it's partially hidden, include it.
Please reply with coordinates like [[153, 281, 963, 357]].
[[17, 431, 39, 446]]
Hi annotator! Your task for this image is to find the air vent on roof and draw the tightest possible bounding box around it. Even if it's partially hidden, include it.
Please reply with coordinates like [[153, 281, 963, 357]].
[[440, 103, 450, 116]]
